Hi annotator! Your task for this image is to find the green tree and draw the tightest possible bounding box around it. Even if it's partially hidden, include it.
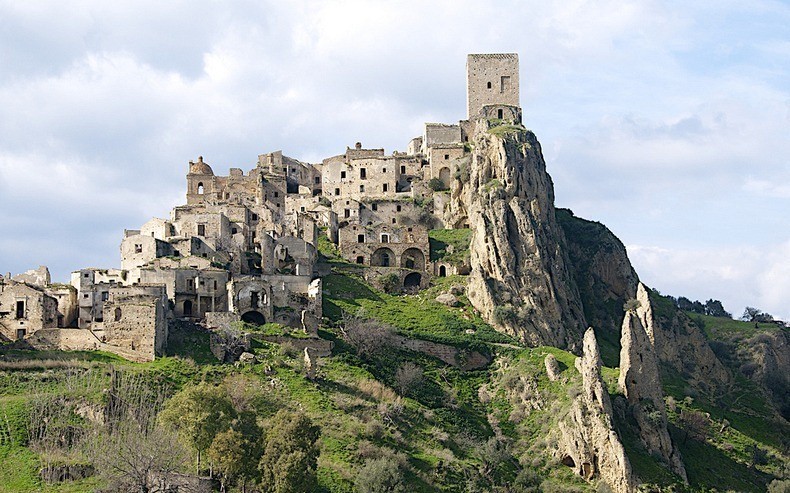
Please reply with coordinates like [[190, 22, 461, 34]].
[[259, 410, 321, 493], [208, 413, 263, 493], [355, 457, 405, 493], [159, 382, 237, 474]]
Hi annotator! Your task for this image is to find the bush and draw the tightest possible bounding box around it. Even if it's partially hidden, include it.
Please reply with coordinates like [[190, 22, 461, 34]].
[[493, 304, 518, 325], [427, 178, 448, 191], [377, 273, 400, 294], [355, 457, 405, 493]]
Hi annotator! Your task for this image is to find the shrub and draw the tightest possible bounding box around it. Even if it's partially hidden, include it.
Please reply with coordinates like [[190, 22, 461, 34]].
[[493, 304, 518, 325], [427, 178, 448, 191], [377, 273, 400, 294], [623, 298, 641, 312], [355, 457, 405, 493], [394, 362, 423, 396]]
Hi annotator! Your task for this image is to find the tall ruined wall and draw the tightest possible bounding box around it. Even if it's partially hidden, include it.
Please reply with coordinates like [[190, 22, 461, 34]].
[[460, 120, 587, 349]]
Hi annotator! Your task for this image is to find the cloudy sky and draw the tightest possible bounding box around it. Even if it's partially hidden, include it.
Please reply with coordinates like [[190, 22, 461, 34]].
[[1, 0, 787, 320]]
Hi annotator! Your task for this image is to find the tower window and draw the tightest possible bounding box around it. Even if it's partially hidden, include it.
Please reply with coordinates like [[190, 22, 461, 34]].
[[382, 184, 388, 192], [341, 171, 346, 179], [197, 224, 206, 236], [487, 81, 492, 89], [360, 168, 367, 179], [400, 165, 406, 174], [498, 109, 504, 119], [357, 234, 365, 243], [197, 182, 204, 194]]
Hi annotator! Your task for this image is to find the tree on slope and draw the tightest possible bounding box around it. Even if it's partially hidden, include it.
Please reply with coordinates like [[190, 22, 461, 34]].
[[159, 381, 237, 474], [258, 410, 320, 493]]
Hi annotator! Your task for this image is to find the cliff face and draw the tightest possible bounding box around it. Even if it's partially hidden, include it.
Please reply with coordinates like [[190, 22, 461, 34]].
[[556, 209, 639, 365], [638, 284, 730, 392], [620, 307, 687, 480], [459, 121, 587, 349], [557, 328, 636, 493]]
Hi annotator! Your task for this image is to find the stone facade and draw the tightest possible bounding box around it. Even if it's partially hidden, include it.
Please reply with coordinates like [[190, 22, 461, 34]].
[[466, 53, 519, 119]]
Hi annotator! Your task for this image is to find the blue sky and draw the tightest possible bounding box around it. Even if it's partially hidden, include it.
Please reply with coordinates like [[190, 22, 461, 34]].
[[0, 0, 787, 320]]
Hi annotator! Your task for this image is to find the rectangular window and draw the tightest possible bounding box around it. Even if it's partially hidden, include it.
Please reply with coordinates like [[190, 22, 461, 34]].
[[101, 292, 109, 301], [360, 168, 367, 179], [392, 218, 396, 224], [16, 328, 26, 339], [359, 185, 365, 193], [356, 256, 364, 264], [401, 165, 406, 174], [214, 280, 218, 290], [445, 154, 449, 160], [274, 192, 279, 198], [314, 176, 320, 184], [382, 184, 388, 192], [501, 75, 510, 93], [357, 234, 365, 243], [344, 209, 350, 218], [15, 301, 24, 319], [197, 224, 206, 236], [252, 213, 258, 221], [300, 206, 305, 212], [187, 279, 194, 290], [251, 291, 259, 309], [396, 205, 402, 212], [335, 188, 340, 196], [341, 171, 346, 179], [371, 203, 377, 211], [382, 168, 386, 173]]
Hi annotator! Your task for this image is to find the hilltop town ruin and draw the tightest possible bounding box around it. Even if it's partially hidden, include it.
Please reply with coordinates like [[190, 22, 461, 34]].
[[0, 54, 523, 362]]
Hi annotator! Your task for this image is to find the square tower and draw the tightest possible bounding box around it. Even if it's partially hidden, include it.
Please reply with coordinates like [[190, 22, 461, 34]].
[[466, 53, 519, 119]]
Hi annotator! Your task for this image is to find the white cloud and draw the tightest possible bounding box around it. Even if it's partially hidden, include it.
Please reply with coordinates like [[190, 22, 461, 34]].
[[629, 242, 790, 321]]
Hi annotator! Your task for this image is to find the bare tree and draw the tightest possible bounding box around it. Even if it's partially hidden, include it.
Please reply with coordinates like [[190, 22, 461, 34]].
[[394, 362, 423, 396], [340, 314, 395, 358]]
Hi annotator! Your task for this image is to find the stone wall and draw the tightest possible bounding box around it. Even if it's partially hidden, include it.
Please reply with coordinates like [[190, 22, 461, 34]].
[[466, 53, 519, 120]]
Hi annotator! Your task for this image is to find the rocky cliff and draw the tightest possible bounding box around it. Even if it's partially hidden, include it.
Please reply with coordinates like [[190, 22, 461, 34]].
[[637, 283, 730, 393], [619, 307, 687, 480], [556, 209, 640, 365], [557, 328, 636, 493], [457, 120, 587, 349]]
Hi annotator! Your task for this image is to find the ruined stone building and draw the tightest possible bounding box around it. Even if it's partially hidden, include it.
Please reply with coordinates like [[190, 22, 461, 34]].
[[2, 53, 522, 361]]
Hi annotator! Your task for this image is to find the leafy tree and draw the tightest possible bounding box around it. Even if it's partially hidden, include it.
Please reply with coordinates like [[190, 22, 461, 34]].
[[742, 306, 774, 323], [258, 410, 321, 493], [208, 413, 263, 493], [704, 299, 731, 318], [677, 297, 694, 312], [355, 457, 406, 493], [159, 382, 237, 474], [679, 408, 709, 444]]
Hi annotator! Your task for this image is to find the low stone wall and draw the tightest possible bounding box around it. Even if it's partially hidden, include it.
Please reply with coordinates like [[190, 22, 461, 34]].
[[25, 328, 153, 362], [259, 335, 333, 357], [393, 334, 490, 370]]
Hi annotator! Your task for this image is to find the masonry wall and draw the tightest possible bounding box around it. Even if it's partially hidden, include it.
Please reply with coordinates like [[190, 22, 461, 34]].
[[466, 53, 519, 119]]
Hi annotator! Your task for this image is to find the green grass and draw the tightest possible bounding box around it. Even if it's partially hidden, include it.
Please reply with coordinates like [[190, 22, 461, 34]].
[[428, 228, 471, 264], [322, 272, 513, 350]]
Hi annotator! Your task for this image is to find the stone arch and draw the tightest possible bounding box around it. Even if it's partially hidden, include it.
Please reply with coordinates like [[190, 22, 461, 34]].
[[241, 311, 266, 326], [401, 248, 425, 271], [403, 272, 422, 288], [197, 182, 204, 194], [438, 265, 447, 277], [371, 247, 395, 267], [183, 300, 193, 317]]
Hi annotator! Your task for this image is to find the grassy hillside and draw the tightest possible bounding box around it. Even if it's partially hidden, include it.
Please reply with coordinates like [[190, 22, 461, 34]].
[[1, 260, 788, 492]]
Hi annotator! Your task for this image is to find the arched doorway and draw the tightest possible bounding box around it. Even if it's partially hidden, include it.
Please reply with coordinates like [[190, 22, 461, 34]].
[[438, 265, 447, 277], [439, 167, 451, 186], [371, 247, 396, 267], [241, 311, 266, 326], [183, 300, 193, 317], [404, 272, 422, 288], [401, 248, 425, 271]]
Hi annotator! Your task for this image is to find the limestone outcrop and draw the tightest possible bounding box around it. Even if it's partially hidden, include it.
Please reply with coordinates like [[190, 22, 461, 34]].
[[556, 209, 639, 362], [557, 328, 635, 493], [460, 120, 587, 348], [635, 283, 729, 392], [619, 307, 687, 480]]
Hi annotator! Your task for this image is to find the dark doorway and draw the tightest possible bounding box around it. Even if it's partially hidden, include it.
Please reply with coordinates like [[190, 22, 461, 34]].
[[16, 329, 26, 340], [404, 272, 422, 288], [439, 265, 447, 277], [241, 311, 266, 326], [183, 300, 193, 317], [15, 301, 24, 319]]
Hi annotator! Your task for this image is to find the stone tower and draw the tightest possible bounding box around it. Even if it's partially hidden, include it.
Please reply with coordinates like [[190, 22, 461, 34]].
[[466, 53, 520, 120]]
